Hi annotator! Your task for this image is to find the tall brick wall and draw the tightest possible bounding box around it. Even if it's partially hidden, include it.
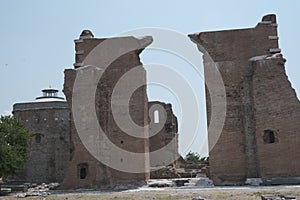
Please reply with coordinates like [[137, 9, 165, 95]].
[[13, 101, 71, 183], [252, 58, 300, 180], [189, 14, 300, 185], [61, 31, 151, 189], [148, 101, 179, 168]]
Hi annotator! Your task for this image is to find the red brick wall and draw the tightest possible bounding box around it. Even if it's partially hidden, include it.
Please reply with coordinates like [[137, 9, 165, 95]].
[[148, 101, 179, 168], [253, 59, 300, 180], [190, 15, 300, 185], [61, 32, 151, 189]]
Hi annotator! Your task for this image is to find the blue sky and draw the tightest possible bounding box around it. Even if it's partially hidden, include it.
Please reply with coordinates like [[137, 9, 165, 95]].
[[0, 0, 299, 156]]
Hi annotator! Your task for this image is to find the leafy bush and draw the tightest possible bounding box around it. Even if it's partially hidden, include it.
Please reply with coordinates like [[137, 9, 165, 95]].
[[0, 116, 30, 179]]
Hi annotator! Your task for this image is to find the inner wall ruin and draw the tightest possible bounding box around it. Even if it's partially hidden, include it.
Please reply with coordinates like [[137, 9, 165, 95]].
[[189, 14, 300, 185], [61, 31, 152, 189], [148, 101, 179, 168]]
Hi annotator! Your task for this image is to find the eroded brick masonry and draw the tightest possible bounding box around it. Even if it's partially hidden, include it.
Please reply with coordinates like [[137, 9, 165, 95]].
[[190, 14, 300, 185], [61, 31, 151, 189]]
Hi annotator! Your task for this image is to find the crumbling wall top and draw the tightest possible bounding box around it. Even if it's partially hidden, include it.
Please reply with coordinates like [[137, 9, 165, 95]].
[[261, 14, 276, 24], [80, 30, 94, 39], [188, 14, 279, 62], [74, 31, 153, 68]]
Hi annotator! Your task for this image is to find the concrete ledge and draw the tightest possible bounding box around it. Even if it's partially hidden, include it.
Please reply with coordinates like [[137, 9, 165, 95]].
[[259, 21, 273, 25], [268, 36, 279, 40], [75, 50, 84, 55], [269, 48, 281, 54]]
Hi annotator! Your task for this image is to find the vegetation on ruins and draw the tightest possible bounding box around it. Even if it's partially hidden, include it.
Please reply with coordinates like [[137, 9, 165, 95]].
[[184, 151, 209, 164]]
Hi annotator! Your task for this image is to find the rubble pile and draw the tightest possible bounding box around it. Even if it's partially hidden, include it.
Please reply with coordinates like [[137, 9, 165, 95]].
[[15, 182, 59, 198], [261, 195, 296, 200], [150, 166, 180, 179]]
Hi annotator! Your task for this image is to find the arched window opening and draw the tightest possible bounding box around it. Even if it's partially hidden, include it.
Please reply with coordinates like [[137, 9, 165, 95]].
[[154, 110, 159, 124], [35, 134, 41, 144], [263, 130, 278, 144]]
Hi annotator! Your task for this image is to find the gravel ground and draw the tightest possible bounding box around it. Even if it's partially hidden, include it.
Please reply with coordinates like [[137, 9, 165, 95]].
[[1, 185, 300, 200]]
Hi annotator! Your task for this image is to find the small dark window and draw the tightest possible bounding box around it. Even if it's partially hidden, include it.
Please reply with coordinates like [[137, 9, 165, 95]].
[[78, 163, 88, 179], [80, 167, 87, 179], [35, 134, 41, 144], [263, 130, 278, 144]]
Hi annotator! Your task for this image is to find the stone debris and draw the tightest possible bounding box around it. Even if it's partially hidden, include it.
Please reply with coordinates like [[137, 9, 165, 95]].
[[15, 182, 59, 198], [245, 178, 263, 186], [16, 191, 50, 198], [150, 166, 180, 179], [261, 195, 296, 200], [173, 179, 189, 187], [148, 179, 174, 188], [147, 178, 213, 188], [0, 187, 11, 196], [192, 197, 205, 200], [195, 178, 214, 187]]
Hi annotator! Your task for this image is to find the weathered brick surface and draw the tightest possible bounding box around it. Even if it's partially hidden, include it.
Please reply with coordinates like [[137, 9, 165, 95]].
[[61, 31, 151, 189], [253, 59, 300, 180], [13, 101, 71, 183], [148, 101, 179, 168], [190, 14, 300, 185]]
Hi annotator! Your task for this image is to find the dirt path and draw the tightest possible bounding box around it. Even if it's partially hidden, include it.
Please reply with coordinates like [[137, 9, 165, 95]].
[[1, 185, 300, 200]]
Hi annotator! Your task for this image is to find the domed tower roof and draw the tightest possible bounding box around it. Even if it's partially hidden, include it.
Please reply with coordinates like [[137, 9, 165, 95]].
[[34, 88, 65, 102], [13, 87, 68, 113]]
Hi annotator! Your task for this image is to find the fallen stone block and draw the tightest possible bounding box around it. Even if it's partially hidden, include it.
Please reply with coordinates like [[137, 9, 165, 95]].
[[192, 197, 205, 200], [245, 178, 263, 186], [16, 191, 51, 198], [148, 179, 174, 188], [1, 184, 28, 192], [195, 178, 214, 187], [261, 195, 296, 200], [16, 193, 26, 198], [172, 179, 189, 187], [48, 182, 60, 190]]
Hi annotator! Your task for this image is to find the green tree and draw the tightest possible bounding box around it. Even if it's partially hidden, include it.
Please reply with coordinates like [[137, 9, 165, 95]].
[[184, 151, 209, 164], [0, 116, 30, 179]]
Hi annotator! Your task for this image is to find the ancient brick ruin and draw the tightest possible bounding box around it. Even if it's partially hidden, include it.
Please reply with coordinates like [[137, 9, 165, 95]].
[[189, 14, 300, 185], [61, 31, 152, 189], [11, 14, 300, 188], [12, 31, 180, 189], [13, 89, 70, 183], [148, 101, 179, 167]]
